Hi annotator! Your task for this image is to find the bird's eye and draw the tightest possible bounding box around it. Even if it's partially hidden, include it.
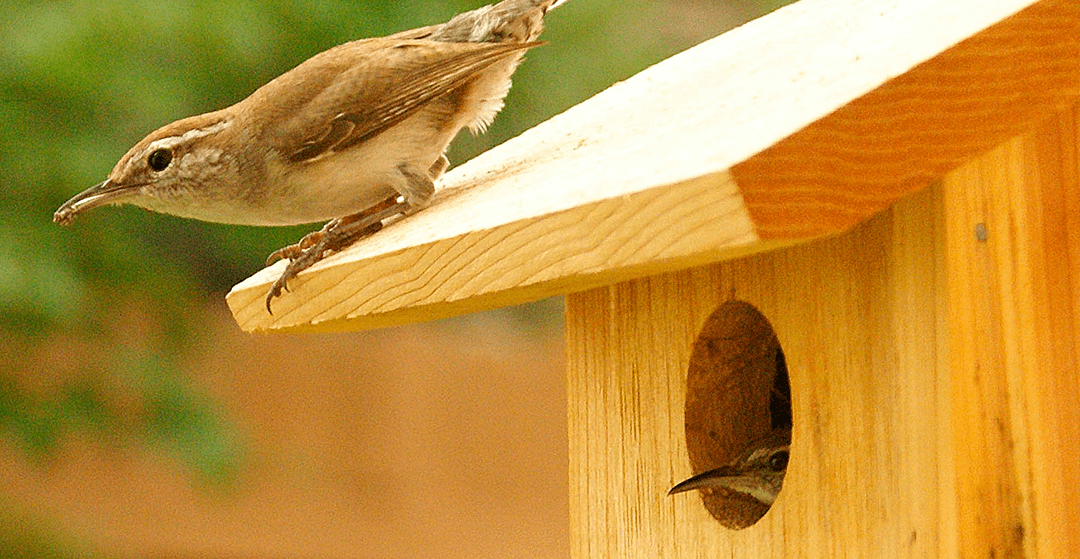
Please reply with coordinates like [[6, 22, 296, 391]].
[[148, 148, 172, 172], [768, 450, 789, 472]]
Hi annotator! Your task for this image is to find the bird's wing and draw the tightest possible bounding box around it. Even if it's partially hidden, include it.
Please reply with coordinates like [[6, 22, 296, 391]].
[[271, 39, 539, 163]]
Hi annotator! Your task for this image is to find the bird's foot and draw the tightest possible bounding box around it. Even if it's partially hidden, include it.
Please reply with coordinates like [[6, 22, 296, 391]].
[[265, 195, 408, 314]]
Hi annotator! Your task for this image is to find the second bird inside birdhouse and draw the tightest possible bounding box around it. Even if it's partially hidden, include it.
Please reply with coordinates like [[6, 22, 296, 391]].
[[673, 299, 792, 529]]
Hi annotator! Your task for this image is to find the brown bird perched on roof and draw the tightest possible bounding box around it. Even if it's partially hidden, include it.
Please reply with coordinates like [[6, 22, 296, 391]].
[[54, 0, 569, 312]]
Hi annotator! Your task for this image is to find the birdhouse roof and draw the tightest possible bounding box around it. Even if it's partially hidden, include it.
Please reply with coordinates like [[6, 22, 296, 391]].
[[228, 0, 1079, 333]]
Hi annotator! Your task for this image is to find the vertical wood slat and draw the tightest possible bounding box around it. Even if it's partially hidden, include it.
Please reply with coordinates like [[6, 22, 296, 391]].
[[943, 104, 1080, 559], [567, 185, 949, 558]]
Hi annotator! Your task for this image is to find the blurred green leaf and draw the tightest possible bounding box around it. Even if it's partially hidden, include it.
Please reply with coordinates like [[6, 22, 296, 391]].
[[0, 502, 97, 559]]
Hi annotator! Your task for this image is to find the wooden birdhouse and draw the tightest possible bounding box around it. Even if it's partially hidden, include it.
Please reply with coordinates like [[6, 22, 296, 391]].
[[226, 0, 1079, 556]]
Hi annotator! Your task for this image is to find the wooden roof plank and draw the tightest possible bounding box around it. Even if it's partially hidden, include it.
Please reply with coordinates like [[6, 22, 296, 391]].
[[227, 0, 1079, 332]]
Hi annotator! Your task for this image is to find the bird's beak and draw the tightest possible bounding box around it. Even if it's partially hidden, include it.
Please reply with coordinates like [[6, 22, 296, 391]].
[[667, 465, 742, 495], [53, 179, 137, 225]]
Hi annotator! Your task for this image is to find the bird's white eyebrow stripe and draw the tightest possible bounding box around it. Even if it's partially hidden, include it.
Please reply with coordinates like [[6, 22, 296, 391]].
[[135, 119, 232, 161]]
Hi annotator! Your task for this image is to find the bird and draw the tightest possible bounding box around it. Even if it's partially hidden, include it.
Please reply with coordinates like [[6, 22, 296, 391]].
[[669, 427, 791, 507], [53, 0, 569, 312]]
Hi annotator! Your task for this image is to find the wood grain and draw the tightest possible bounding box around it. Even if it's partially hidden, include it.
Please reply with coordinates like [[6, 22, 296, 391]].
[[733, 0, 1080, 239], [227, 0, 1078, 333], [943, 105, 1080, 559]]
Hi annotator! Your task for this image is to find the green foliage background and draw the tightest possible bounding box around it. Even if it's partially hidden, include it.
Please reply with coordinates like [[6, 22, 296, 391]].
[[0, 0, 786, 554]]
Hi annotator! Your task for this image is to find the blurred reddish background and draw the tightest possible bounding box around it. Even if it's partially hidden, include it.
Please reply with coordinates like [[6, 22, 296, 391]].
[[2, 302, 567, 559]]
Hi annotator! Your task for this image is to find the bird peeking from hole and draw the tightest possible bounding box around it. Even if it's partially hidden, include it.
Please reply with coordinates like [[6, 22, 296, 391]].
[[669, 427, 791, 507]]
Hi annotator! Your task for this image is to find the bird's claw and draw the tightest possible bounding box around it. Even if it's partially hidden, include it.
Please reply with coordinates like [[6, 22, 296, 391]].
[[266, 229, 326, 266], [263, 195, 407, 314], [264, 227, 356, 315], [265, 275, 291, 314]]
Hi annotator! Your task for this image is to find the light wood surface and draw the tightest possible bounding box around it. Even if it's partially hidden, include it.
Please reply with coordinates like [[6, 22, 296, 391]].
[[227, 0, 1078, 333], [733, 0, 1080, 239], [943, 105, 1080, 558], [565, 106, 1079, 558]]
